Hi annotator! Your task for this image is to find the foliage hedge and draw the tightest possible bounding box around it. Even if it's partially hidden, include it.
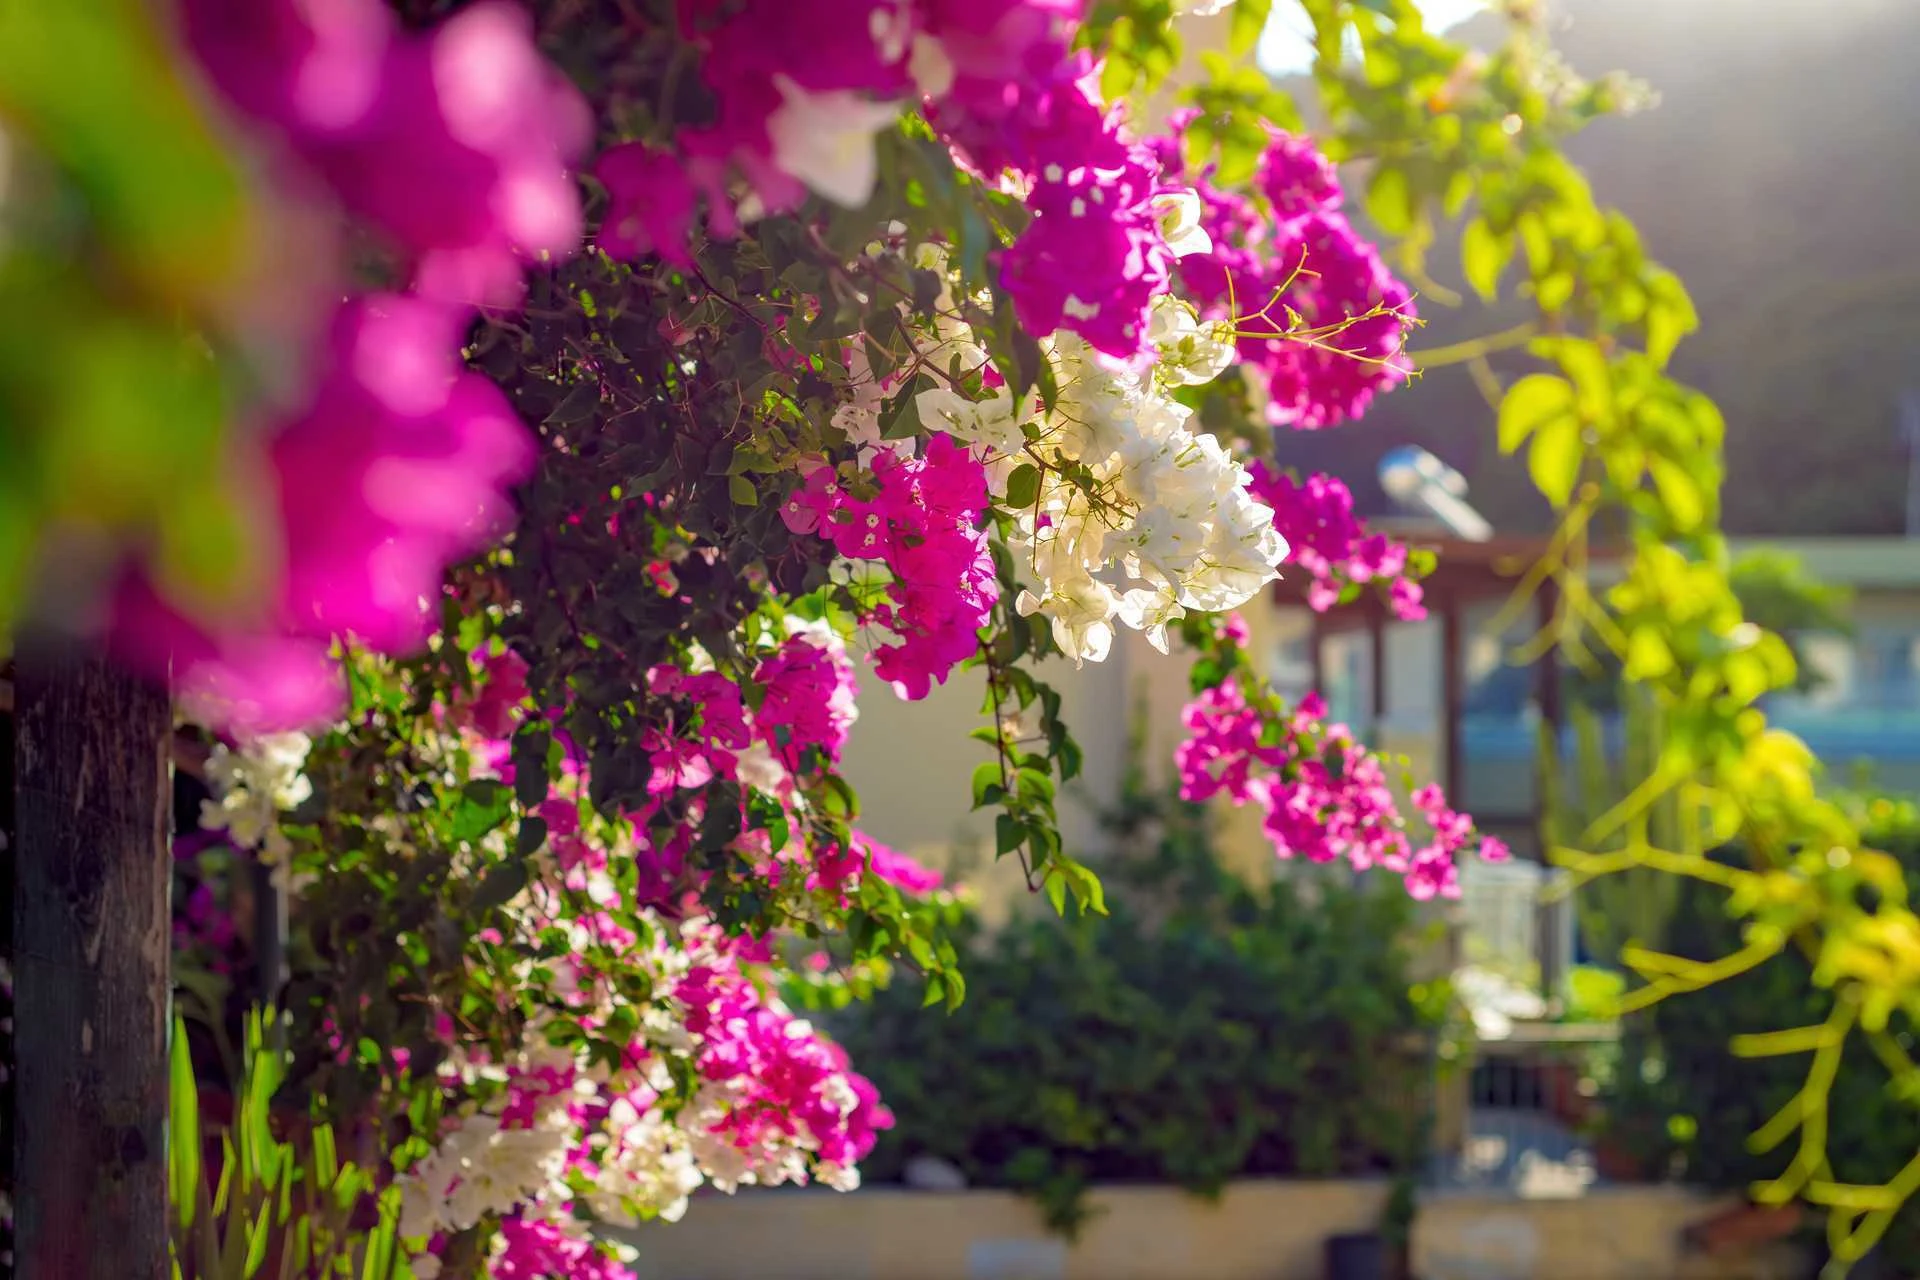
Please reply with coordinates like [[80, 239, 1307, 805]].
[[1605, 793, 1920, 1275], [830, 797, 1445, 1235]]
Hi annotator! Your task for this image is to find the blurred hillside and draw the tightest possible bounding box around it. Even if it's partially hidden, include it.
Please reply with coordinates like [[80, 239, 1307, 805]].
[[1280, 0, 1920, 535]]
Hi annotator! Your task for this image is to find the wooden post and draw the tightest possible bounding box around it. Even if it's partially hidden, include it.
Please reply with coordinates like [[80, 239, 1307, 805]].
[[1439, 593, 1464, 804], [1534, 579, 1566, 998], [1308, 608, 1327, 700], [12, 641, 172, 1280], [1367, 602, 1387, 744], [1535, 578, 1563, 738]]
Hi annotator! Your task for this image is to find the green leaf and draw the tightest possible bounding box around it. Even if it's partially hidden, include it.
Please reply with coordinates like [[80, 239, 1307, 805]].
[[971, 760, 1005, 809], [544, 382, 602, 425], [1460, 217, 1510, 301], [1497, 374, 1576, 454], [244, 1199, 273, 1274], [728, 475, 759, 507], [511, 728, 552, 808], [906, 930, 937, 970], [1536, 270, 1575, 312], [1043, 870, 1068, 916], [169, 1016, 200, 1231], [470, 860, 529, 912], [514, 815, 549, 858], [818, 774, 859, 820], [1064, 862, 1108, 916], [1527, 414, 1583, 507], [725, 444, 774, 476], [450, 781, 512, 843], [1723, 649, 1771, 706], [1016, 766, 1056, 804], [996, 812, 1026, 856], [1364, 166, 1416, 237], [1007, 325, 1046, 401], [1004, 463, 1041, 511], [879, 382, 925, 440]]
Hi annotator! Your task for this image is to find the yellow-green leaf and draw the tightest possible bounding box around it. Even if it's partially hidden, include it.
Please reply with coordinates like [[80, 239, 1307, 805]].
[[1229, 0, 1273, 56], [1365, 165, 1416, 237], [1625, 627, 1674, 681], [1527, 414, 1583, 506], [169, 1015, 201, 1231], [1537, 270, 1575, 312], [1644, 271, 1698, 366], [1497, 374, 1576, 454], [1460, 217, 1510, 301], [1723, 650, 1771, 706], [1043, 869, 1067, 915], [1649, 455, 1706, 532]]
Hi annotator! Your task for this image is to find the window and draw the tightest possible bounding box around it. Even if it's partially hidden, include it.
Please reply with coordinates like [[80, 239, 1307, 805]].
[[1857, 628, 1920, 710]]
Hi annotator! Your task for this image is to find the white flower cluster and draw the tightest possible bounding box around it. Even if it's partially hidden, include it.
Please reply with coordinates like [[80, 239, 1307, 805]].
[[584, 1082, 706, 1227], [397, 1106, 576, 1243], [912, 286, 1287, 661], [199, 731, 313, 863]]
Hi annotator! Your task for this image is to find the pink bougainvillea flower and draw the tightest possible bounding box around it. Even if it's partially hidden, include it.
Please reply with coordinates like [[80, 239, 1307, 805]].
[[110, 293, 535, 733]]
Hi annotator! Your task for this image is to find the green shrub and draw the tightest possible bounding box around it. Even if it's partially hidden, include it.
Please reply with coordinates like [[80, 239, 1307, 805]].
[[832, 798, 1445, 1235], [1603, 792, 1920, 1273]]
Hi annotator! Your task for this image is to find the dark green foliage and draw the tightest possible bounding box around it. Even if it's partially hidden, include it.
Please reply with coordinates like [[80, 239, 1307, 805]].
[[832, 797, 1443, 1235]]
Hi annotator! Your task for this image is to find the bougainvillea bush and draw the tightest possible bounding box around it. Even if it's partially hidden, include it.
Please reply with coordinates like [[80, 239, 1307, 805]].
[[0, 0, 1725, 1274]]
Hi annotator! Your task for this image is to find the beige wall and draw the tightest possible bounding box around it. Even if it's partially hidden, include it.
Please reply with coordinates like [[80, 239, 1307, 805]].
[[622, 1182, 1390, 1280], [840, 628, 1200, 915], [835, 584, 1475, 911], [1416, 1188, 1803, 1280], [616, 1182, 1801, 1280]]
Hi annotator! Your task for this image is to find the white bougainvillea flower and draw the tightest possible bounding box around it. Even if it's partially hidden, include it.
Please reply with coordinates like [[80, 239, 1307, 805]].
[[1151, 189, 1214, 258], [1148, 296, 1236, 387], [766, 76, 900, 208], [1117, 585, 1188, 654], [915, 385, 1034, 456]]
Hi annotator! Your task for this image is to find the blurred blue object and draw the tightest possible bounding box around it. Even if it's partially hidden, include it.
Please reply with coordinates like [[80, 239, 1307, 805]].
[[1379, 446, 1494, 542]]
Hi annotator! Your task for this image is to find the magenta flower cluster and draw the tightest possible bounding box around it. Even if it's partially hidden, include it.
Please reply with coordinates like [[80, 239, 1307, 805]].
[[114, 296, 536, 732], [178, 0, 587, 308], [598, 0, 908, 258], [935, 42, 1176, 359], [780, 434, 1000, 700], [594, 0, 1182, 360], [922, 2, 1187, 361], [678, 940, 894, 1170], [490, 1217, 635, 1280], [109, 0, 585, 733], [461, 647, 939, 908], [1165, 122, 1416, 429], [1175, 678, 1507, 900], [1246, 461, 1425, 621]]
